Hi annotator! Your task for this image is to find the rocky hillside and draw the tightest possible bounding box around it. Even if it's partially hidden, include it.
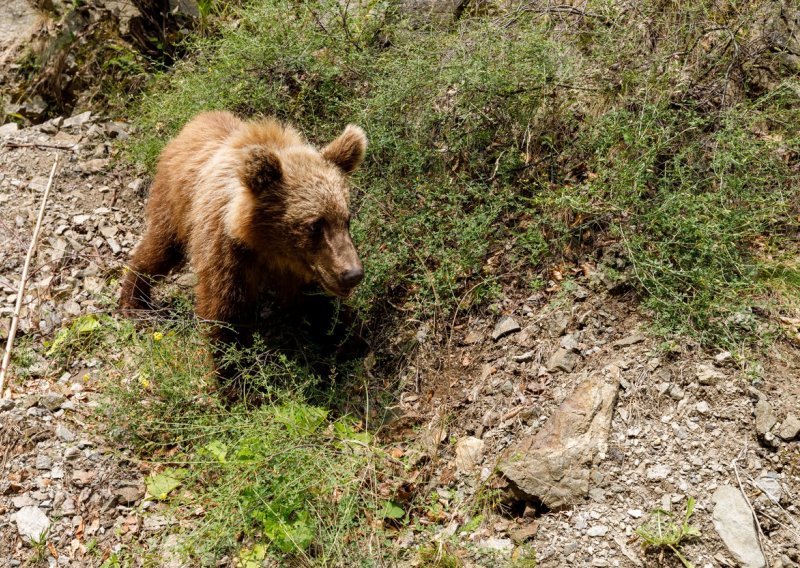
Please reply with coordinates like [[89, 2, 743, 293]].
[[1, 1, 800, 567]]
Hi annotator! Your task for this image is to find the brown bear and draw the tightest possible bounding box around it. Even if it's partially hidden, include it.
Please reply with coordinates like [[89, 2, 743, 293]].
[[119, 111, 367, 368]]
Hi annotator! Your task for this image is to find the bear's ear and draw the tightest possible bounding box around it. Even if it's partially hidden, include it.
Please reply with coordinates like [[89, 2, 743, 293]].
[[321, 125, 367, 174], [239, 146, 283, 194]]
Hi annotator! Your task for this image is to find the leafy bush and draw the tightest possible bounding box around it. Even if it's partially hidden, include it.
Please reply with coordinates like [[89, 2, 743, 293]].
[[130, 0, 799, 348]]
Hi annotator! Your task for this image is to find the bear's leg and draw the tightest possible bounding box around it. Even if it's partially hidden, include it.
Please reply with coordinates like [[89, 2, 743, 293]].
[[119, 228, 184, 313], [195, 273, 255, 397]]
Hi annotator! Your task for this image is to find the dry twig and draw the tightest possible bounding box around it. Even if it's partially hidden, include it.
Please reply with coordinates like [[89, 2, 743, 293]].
[[0, 154, 60, 398]]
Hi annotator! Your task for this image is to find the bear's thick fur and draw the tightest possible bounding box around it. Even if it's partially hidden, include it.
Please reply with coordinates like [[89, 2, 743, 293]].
[[120, 111, 367, 359]]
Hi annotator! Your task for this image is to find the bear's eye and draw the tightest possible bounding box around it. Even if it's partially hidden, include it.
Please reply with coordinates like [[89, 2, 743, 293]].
[[308, 218, 325, 240]]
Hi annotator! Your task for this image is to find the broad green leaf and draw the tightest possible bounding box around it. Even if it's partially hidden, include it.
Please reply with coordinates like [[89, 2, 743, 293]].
[[381, 500, 404, 520], [261, 509, 315, 553], [46, 315, 102, 357], [274, 404, 328, 435], [239, 543, 267, 568], [202, 440, 228, 463], [145, 468, 188, 500]]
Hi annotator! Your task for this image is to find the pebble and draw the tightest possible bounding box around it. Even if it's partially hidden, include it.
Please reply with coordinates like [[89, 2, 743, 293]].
[[492, 316, 521, 340], [613, 333, 645, 347], [115, 485, 144, 505], [454, 437, 485, 473], [463, 330, 483, 344], [56, 424, 77, 442], [754, 399, 777, 437], [587, 525, 608, 537], [646, 464, 671, 481], [39, 393, 66, 411], [547, 348, 579, 373], [35, 454, 52, 470], [778, 413, 800, 441], [15, 506, 50, 541], [511, 350, 535, 363], [697, 365, 725, 385]]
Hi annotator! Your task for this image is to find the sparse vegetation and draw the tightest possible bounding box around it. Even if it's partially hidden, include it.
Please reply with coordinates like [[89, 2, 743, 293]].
[[636, 496, 701, 568], [100, 309, 393, 565]]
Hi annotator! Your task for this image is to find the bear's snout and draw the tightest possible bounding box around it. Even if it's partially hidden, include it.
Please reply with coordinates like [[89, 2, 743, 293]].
[[340, 266, 364, 289]]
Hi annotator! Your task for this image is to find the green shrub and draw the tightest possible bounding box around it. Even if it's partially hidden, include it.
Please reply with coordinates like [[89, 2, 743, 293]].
[[129, 0, 799, 348]]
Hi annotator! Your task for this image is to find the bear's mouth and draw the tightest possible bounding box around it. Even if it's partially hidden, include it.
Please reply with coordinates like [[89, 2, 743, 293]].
[[314, 269, 355, 298]]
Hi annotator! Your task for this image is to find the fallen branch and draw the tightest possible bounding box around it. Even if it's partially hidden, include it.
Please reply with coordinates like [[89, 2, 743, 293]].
[[0, 154, 60, 398], [3, 141, 78, 151]]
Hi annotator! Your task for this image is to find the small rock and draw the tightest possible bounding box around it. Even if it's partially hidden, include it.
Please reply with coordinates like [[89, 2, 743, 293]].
[[668, 385, 685, 401], [588, 488, 605, 502], [463, 330, 483, 345], [627, 509, 643, 518], [477, 537, 513, 552], [0, 398, 15, 411], [613, 333, 645, 348], [754, 399, 777, 437], [762, 431, 780, 449], [572, 286, 589, 301], [695, 401, 711, 415], [560, 334, 579, 351], [547, 348, 579, 373], [56, 424, 76, 442], [646, 464, 671, 481], [35, 454, 52, 470], [755, 472, 782, 504], [498, 374, 619, 509], [0, 122, 20, 136], [549, 313, 570, 336], [714, 351, 733, 365], [778, 413, 800, 441], [71, 470, 94, 487], [492, 316, 521, 340], [39, 122, 58, 135], [115, 485, 144, 505], [62, 110, 92, 128], [64, 447, 81, 461], [509, 523, 538, 544], [12, 494, 36, 508], [38, 393, 65, 411], [79, 158, 109, 174], [697, 364, 725, 385], [712, 485, 767, 568], [15, 506, 50, 541], [587, 525, 608, 537], [512, 350, 535, 363], [455, 437, 484, 473]]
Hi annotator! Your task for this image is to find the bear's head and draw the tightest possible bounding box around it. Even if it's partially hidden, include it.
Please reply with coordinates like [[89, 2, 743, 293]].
[[232, 123, 368, 298]]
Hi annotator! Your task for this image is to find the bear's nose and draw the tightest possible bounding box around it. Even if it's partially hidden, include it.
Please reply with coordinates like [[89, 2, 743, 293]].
[[340, 266, 364, 288]]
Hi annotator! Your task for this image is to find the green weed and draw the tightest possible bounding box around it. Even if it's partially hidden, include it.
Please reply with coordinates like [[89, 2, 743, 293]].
[[636, 496, 701, 568], [100, 312, 389, 565]]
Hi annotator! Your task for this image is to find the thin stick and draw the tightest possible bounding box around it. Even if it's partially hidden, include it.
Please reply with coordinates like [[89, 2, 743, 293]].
[[732, 444, 768, 562], [0, 154, 60, 398], [3, 141, 77, 151]]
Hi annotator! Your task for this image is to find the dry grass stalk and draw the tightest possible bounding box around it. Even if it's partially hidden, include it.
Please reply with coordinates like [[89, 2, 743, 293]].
[[0, 153, 60, 398]]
